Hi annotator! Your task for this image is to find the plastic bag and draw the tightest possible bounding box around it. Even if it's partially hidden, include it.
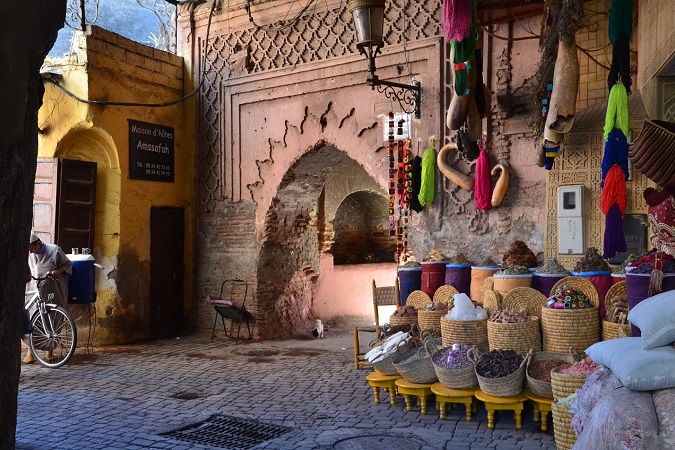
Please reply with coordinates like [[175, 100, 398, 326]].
[[652, 389, 675, 447], [572, 386, 658, 450], [365, 331, 410, 362], [569, 366, 622, 436], [448, 293, 488, 320]]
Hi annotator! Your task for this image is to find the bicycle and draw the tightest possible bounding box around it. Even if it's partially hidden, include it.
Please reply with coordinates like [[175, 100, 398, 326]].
[[24, 275, 77, 368]]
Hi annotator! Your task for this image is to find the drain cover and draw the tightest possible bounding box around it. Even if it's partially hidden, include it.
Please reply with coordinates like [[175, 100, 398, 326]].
[[333, 435, 423, 450], [232, 348, 282, 357], [162, 414, 292, 449]]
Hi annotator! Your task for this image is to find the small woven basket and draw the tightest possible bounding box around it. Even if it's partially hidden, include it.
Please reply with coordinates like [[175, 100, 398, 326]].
[[393, 338, 440, 384], [526, 351, 576, 399], [432, 346, 478, 389], [468, 347, 532, 398], [418, 308, 448, 330], [440, 316, 489, 352], [406, 290, 432, 309], [389, 315, 418, 327], [551, 366, 587, 401], [551, 401, 577, 450], [370, 339, 415, 376], [501, 287, 548, 317], [482, 289, 502, 314], [602, 281, 631, 340], [540, 306, 600, 352], [487, 316, 541, 354]]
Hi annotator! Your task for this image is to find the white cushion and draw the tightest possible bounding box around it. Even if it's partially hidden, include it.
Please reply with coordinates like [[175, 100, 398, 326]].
[[585, 338, 675, 391], [627, 290, 675, 349]]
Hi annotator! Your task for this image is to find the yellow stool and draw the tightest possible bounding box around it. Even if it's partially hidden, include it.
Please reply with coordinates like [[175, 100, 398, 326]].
[[525, 389, 553, 431], [474, 389, 529, 429], [430, 383, 477, 420], [366, 371, 401, 405], [394, 378, 435, 414]]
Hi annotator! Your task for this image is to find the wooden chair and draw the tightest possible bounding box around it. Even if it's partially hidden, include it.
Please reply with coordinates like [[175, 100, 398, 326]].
[[353, 279, 400, 369]]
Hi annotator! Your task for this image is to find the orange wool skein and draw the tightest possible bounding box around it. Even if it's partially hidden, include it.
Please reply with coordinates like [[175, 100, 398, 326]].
[[601, 164, 627, 215]]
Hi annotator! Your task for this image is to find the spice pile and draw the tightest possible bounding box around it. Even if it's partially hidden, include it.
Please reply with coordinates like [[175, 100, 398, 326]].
[[391, 305, 418, 318], [488, 309, 530, 324], [611, 254, 638, 274], [496, 265, 531, 275], [423, 249, 447, 262], [477, 257, 499, 267], [560, 357, 599, 375], [422, 301, 448, 312], [475, 349, 524, 378], [546, 285, 594, 309], [501, 241, 538, 268], [433, 344, 472, 369], [528, 358, 571, 382], [631, 259, 675, 274], [400, 260, 421, 269], [573, 247, 611, 272], [535, 257, 570, 275], [606, 295, 629, 324], [449, 253, 472, 265]]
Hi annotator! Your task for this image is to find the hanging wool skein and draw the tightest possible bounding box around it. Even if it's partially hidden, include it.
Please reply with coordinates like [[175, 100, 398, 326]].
[[418, 138, 436, 207], [387, 113, 397, 237], [607, 0, 633, 94], [604, 83, 630, 140], [474, 141, 492, 210]]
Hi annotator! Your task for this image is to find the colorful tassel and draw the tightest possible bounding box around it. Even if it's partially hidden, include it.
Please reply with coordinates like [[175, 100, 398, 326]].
[[604, 83, 630, 140], [648, 255, 664, 296], [418, 138, 436, 206], [474, 144, 492, 210]]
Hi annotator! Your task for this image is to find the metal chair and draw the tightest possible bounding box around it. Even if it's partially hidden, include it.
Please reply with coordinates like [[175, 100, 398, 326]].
[[353, 279, 400, 369], [208, 279, 252, 344]]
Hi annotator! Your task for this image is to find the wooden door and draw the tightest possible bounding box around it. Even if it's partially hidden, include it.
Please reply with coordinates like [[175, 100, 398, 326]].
[[149, 207, 185, 338]]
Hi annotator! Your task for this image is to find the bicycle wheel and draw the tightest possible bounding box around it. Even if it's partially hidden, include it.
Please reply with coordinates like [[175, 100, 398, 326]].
[[30, 306, 77, 368]]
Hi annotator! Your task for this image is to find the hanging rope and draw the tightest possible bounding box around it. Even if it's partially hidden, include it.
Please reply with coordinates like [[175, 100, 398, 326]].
[[604, 83, 630, 140], [418, 138, 436, 207]]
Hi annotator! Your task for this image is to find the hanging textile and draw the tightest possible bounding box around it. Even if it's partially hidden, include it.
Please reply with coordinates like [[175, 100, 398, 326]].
[[418, 138, 436, 207], [410, 154, 424, 212], [474, 144, 492, 210], [473, 47, 486, 118], [603, 203, 627, 259], [604, 83, 630, 140], [601, 128, 629, 187], [601, 164, 627, 216], [608, 32, 632, 94], [608, 0, 633, 45], [442, 0, 473, 42]]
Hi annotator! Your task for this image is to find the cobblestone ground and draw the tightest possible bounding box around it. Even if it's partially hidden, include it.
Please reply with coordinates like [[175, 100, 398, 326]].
[[17, 324, 557, 450]]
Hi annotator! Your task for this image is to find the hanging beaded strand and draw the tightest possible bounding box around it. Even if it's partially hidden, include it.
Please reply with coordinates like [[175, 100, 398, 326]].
[[388, 113, 396, 238]]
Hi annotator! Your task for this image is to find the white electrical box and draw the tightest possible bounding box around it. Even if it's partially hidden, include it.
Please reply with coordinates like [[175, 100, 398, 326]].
[[382, 112, 412, 141], [558, 185, 585, 254]]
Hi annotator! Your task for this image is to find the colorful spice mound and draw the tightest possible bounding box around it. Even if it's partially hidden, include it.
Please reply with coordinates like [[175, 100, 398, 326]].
[[449, 253, 472, 265], [632, 259, 675, 274], [560, 357, 599, 375], [629, 249, 675, 268], [546, 285, 594, 309], [611, 254, 638, 274], [501, 241, 538, 268], [535, 257, 570, 275], [391, 305, 418, 317], [606, 295, 629, 324], [423, 249, 447, 262], [476, 350, 524, 378], [400, 260, 421, 268], [496, 265, 531, 275], [528, 359, 571, 382], [488, 309, 529, 323], [573, 247, 611, 273], [433, 344, 472, 369]]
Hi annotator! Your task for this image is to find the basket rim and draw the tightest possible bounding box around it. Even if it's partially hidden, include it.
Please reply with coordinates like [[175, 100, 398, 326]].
[[433, 285, 459, 304], [482, 289, 502, 312], [406, 290, 432, 309], [549, 276, 600, 306], [604, 280, 627, 311], [502, 287, 548, 317]]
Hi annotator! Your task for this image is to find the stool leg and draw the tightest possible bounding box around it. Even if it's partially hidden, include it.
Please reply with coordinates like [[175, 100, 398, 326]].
[[515, 408, 523, 430], [540, 410, 549, 431], [371, 386, 381, 404], [386, 384, 397, 405], [439, 401, 446, 419], [403, 394, 413, 411], [532, 403, 540, 422], [486, 408, 495, 429], [465, 401, 472, 421], [419, 396, 427, 415]]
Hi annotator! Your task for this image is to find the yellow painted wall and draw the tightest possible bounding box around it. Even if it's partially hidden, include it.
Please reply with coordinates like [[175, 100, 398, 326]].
[[38, 26, 195, 344]]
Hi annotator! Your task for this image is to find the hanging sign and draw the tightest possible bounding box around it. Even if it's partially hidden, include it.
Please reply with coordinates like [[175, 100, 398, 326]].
[[128, 119, 174, 182]]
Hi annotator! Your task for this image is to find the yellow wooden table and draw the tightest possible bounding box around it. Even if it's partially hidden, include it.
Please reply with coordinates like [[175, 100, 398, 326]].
[[430, 382, 477, 420], [474, 389, 529, 429], [394, 378, 435, 414], [525, 389, 553, 431], [365, 371, 401, 405]]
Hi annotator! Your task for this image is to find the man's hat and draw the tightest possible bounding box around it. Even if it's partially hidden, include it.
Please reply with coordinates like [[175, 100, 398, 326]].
[[29, 232, 39, 244]]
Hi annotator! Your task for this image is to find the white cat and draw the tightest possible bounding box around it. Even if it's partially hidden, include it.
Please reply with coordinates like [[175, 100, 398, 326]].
[[312, 319, 324, 338]]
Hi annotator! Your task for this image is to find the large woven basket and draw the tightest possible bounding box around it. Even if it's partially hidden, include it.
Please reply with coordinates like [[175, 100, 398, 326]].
[[432, 345, 478, 389], [540, 306, 600, 352], [370, 339, 416, 376], [440, 316, 489, 352], [487, 316, 541, 354], [433, 285, 459, 305], [551, 366, 587, 401], [469, 347, 532, 398], [501, 287, 548, 317], [549, 276, 600, 307], [389, 315, 418, 327], [482, 289, 502, 314], [418, 309, 447, 330], [393, 339, 440, 384], [406, 290, 432, 309], [602, 281, 631, 340], [526, 351, 576, 399], [551, 401, 577, 450]]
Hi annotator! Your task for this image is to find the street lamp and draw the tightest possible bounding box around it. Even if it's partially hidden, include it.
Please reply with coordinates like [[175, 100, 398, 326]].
[[347, 0, 422, 118]]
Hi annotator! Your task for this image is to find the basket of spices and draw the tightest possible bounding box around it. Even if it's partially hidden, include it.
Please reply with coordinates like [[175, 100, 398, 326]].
[[571, 247, 613, 318], [610, 254, 637, 285], [526, 351, 576, 398], [393, 338, 440, 384], [389, 304, 419, 327], [432, 343, 477, 389], [418, 300, 450, 331], [541, 279, 600, 352], [602, 281, 631, 340], [440, 293, 489, 352], [550, 356, 598, 401], [487, 309, 541, 354], [532, 257, 570, 297], [493, 266, 533, 298], [469, 347, 532, 397]]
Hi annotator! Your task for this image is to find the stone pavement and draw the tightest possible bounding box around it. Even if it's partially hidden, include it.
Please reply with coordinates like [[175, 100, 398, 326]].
[[17, 322, 558, 450]]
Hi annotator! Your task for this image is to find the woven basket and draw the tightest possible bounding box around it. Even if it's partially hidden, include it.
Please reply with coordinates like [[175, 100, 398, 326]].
[[493, 274, 533, 298], [418, 308, 447, 330], [628, 119, 675, 187], [501, 287, 548, 317], [393, 339, 440, 384], [482, 289, 502, 313], [487, 316, 541, 354], [440, 316, 489, 352], [469, 347, 532, 398], [433, 285, 459, 305], [602, 281, 631, 340], [550, 276, 600, 307], [406, 290, 432, 309], [551, 366, 587, 401], [432, 346, 478, 389], [370, 339, 416, 376], [526, 351, 576, 399], [389, 315, 418, 327], [551, 401, 577, 450], [541, 306, 600, 352]]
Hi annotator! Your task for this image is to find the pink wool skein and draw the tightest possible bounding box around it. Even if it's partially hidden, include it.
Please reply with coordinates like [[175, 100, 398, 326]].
[[443, 0, 473, 42]]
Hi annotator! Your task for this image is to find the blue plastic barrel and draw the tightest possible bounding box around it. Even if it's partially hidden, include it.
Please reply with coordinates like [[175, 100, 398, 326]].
[[398, 267, 422, 306], [67, 254, 97, 304]]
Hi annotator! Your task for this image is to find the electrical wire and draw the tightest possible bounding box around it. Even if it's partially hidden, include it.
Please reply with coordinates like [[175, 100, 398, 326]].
[[46, 0, 217, 108], [246, 0, 318, 32]]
